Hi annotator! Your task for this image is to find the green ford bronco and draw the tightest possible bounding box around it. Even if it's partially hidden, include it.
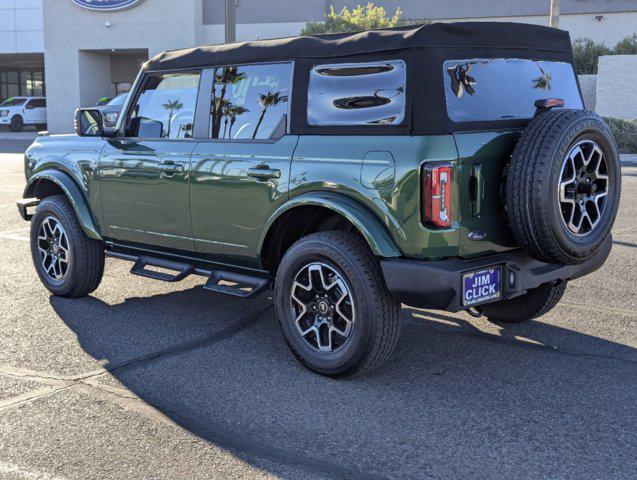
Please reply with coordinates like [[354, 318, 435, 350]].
[[18, 23, 621, 377]]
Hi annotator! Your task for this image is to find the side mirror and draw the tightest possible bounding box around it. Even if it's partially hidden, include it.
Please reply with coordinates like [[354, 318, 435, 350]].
[[74, 108, 116, 137], [127, 117, 164, 138]]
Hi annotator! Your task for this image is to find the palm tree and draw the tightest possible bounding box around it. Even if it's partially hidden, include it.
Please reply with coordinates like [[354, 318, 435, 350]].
[[532, 65, 552, 90], [252, 91, 287, 139], [162, 99, 183, 138], [212, 66, 246, 138], [227, 104, 249, 139]]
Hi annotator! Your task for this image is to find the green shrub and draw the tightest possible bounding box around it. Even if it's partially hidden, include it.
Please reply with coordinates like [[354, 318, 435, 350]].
[[573, 34, 637, 74], [573, 38, 611, 74], [613, 33, 637, 55], [301, 2, 403, 35], [604, 117, 637, 154]]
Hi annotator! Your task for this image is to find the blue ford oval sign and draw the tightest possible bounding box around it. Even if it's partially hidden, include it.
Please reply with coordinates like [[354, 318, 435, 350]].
[[72, 0, 146, 11]]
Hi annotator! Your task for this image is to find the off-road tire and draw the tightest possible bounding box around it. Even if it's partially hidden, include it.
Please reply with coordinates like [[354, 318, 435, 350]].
[[30, 194, 104, 297], [507, 109, 620, 264], [35, 123, 47, 132], [9, 115, 24, 132], [482, 281, 567, 324], [275, 231, 401, 378]]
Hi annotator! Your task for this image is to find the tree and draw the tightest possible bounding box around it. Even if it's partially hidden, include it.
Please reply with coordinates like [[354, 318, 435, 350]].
[[252, 91, 286, 139], [212, 66, 246, 138], [226, 104, 249, 139], [301, 2, 403, 35], [162, 99, 183, 138]]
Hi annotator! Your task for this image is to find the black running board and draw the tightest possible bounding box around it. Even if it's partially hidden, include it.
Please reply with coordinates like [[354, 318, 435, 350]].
[[203, 269, 269, 298], [131, 256, 194, 282], [106, 251, 270, 298]]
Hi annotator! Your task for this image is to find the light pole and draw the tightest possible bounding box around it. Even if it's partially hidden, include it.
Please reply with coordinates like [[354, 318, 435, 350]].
[[549, 0, 560, 28], [225, 0, 236, 43]]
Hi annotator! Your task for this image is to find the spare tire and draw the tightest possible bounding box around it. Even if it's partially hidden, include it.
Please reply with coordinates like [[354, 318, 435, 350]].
[[506, 109, 621, 265]]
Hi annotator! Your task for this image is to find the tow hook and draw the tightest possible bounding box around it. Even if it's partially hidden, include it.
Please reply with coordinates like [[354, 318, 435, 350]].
[[465, 306, 483, 318]]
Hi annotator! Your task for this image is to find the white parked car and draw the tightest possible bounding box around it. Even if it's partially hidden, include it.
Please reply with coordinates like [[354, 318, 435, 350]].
[[0, 97, 47, 132]]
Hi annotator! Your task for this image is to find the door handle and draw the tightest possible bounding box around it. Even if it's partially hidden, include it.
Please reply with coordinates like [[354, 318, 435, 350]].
[[157, 162, 184, 176], [247, 166, 281, 180]]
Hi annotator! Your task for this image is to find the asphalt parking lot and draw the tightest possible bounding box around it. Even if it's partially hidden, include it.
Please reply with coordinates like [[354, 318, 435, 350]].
[[0, 147, 635, 480]]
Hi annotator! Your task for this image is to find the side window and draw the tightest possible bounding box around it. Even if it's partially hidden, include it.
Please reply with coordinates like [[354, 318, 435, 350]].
[[126, 71, 201, 139], [307, 60, 406, 126], [31, 99, 46, 108], [210, 63, 291, 140]]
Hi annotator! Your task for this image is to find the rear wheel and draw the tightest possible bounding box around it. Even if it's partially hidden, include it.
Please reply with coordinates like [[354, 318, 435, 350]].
[[35, 123, 47, 132], [9, 115, 24, 132], [275, 231, 401, 377], [30, 195, 105, 298], [481, 281, 567, 324]]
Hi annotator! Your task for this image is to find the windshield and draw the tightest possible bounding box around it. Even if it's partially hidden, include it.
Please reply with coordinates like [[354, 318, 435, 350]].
[[108, 94, 128, 107], [0, 98, 26, 107]]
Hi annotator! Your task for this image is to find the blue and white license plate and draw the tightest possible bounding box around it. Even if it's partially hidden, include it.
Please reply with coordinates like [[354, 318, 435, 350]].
[[462, 266, 501, 306]]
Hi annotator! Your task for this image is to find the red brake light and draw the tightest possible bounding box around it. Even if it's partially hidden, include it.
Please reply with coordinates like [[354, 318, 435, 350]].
[[422, 163, 453, 228]]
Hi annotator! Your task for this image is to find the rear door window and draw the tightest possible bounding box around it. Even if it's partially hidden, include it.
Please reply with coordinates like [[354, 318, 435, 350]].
[[307, 60, 406, 126], [444, 58, 583, 122], [209, 62, 292, 140]]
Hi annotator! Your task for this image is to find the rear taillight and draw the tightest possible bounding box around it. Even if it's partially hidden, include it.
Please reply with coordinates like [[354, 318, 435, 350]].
[[422, 163, 453, 228]]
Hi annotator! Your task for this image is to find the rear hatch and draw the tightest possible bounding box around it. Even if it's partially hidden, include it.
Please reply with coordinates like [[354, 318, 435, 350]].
[[442, 57, 585, 258], [454, 131, 519, 257]]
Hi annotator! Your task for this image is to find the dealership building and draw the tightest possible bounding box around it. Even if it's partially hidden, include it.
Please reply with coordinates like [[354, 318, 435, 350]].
[[1, 0, 636, 133]]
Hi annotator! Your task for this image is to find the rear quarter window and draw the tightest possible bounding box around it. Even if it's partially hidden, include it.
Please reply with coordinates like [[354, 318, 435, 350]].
[[444, 58, 583, 122], [307, 60, 406, 126]]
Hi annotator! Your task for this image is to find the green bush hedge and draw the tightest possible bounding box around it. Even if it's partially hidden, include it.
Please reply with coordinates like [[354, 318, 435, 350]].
[[604, 117, 637, 154], [573, 34, 637, 74]]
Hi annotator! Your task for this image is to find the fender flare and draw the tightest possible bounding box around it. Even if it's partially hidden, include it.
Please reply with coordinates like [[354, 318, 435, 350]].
[[24, 170, 102, 240], [259, 191, 401, 258]]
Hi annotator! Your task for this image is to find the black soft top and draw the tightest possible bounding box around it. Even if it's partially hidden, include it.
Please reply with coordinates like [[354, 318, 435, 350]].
[[145, 22, 577, 135], [146, 22, 572, 71]]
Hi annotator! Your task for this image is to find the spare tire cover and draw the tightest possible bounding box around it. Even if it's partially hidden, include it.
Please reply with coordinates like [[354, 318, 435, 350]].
[[506, 109, 621, 265]]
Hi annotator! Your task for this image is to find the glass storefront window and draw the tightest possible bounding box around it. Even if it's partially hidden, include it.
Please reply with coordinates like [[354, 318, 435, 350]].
[[0, 68, 45, 100]]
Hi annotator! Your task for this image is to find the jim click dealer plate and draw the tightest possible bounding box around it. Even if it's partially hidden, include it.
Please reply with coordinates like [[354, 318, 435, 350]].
[[462, 266, 501, 307]]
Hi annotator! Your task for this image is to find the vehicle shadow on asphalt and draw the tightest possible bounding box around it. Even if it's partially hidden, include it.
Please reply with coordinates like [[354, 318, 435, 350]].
[[50, 288, 636, 479]]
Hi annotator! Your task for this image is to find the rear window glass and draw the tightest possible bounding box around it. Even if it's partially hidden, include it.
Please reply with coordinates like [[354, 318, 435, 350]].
[[444, 58, 583, 122], [307, 60, 406, 126]]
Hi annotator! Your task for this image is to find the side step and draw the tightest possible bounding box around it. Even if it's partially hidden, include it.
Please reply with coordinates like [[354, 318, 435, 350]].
[[107, 251, 270, 298], [203, 269, 270, 298], [131, 256, 194, 282]]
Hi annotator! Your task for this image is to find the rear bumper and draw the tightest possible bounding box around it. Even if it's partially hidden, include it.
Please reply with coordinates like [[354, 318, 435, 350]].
[[380, 236, 612, 312]]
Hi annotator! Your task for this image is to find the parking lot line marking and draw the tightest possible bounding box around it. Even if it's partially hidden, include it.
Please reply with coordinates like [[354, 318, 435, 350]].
[[0, 384, 72, 412], [0, 462, 67, 480]]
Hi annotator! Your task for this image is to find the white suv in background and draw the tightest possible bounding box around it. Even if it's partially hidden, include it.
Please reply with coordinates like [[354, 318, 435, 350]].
[[0, 97, 47, 132]]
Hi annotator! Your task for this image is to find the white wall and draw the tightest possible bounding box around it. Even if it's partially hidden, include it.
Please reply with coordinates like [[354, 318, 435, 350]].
[[578, 74, 597, 111], [43, 0, 202, 133], [0, 0, 43, 54], [595, 55, 637, 120], [438, 12, 637, 47]]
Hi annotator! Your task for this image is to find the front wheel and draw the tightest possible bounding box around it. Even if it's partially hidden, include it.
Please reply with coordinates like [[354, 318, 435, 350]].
[[481, 281, 567, 324], [30, 195, 105, 298], [9, 115, 24, 132], [275, 231, 401, 378]]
